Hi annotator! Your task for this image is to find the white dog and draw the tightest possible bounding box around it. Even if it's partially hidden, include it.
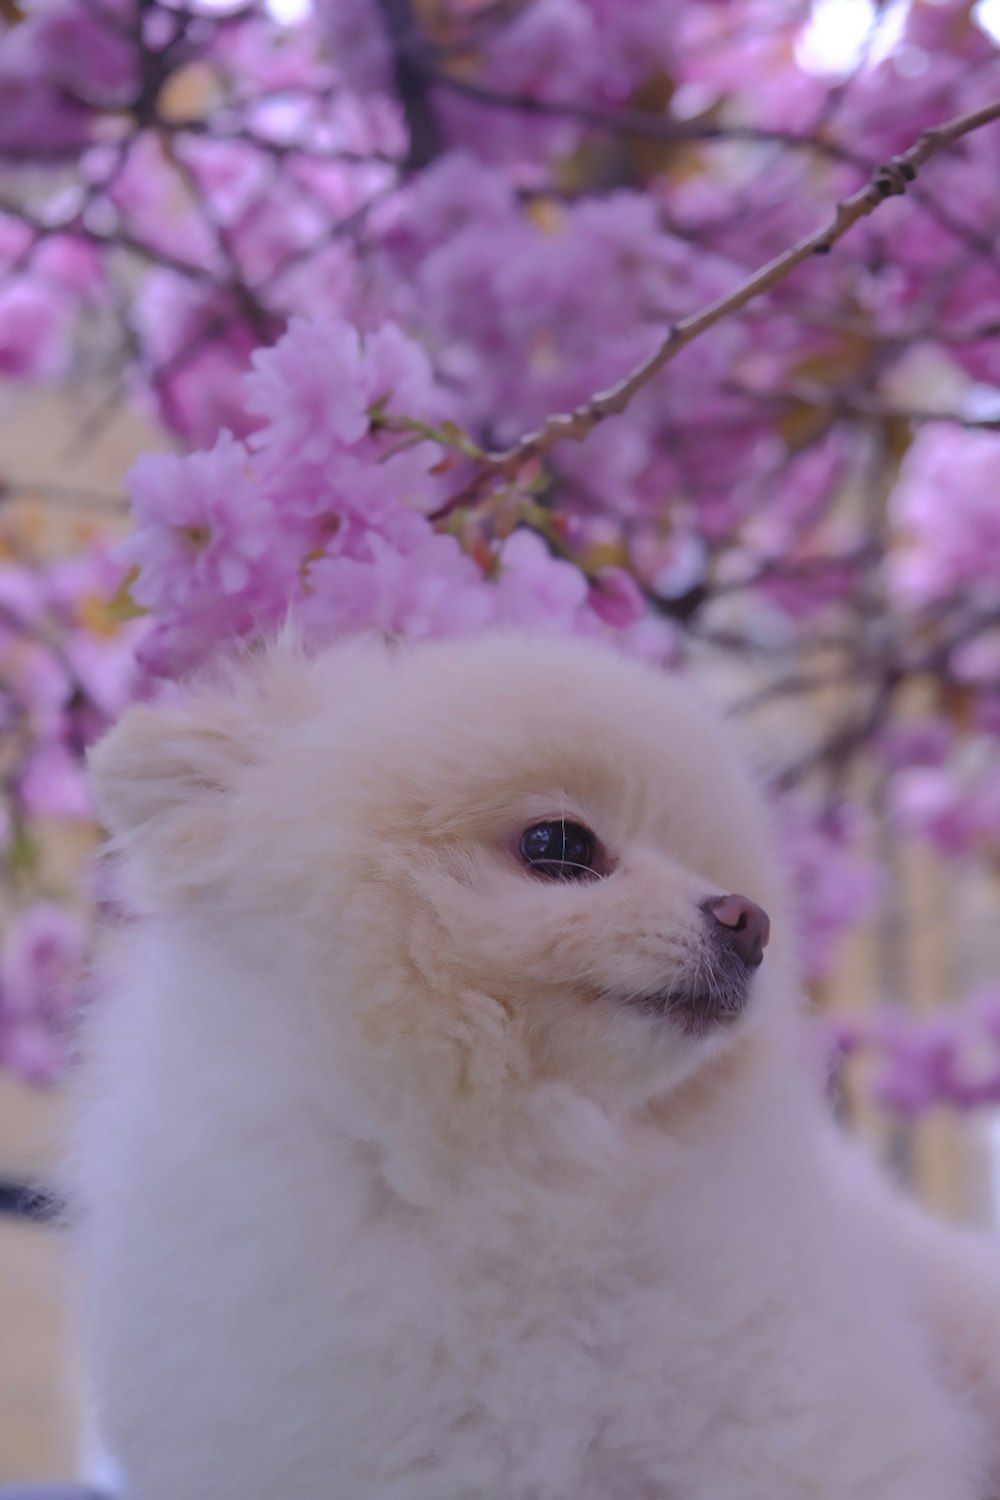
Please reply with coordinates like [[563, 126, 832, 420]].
[[72, 633, 1000, 1500]]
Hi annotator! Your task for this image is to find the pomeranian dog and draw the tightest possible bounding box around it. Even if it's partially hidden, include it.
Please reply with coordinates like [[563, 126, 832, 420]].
[[72, 632, 1000, 1500]]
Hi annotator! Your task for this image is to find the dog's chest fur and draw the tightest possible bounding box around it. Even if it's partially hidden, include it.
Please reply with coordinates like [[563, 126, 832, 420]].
[[77, 956, 984, 1500], [227, 1091, 980, 1500]]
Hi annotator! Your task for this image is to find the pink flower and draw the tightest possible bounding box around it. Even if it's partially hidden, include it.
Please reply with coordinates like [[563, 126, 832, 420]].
[[776, 800, 882, 981], [588, 566, 647, 629], [0, 901, 86, 1085], [32, 233, 105, 299], [889, 768, 975, 856], [492, 529, 591, 631], [124, 430, 287, 625], [19, 744, 93, 821], [876, 719, 954, 771], [890, 426, 1000, 606], [889, 764, 1000, 859], [0, 73, 90, 156], [318, 0, 393, 94], [134, 275, 266, 446], [872, 1011, 961, 1115], [0, 281, 73, 379], [246, 316, 438, 469], [0, 0, 134, 157], [301, 529, 494, 643], [29, 0, 136, 107], [868, 991, 1000, 1115], [974, 695, 1000, 739]]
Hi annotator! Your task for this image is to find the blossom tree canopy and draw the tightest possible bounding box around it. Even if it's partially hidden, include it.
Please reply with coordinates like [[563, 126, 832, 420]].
[[2, 0, 1000, 1113]]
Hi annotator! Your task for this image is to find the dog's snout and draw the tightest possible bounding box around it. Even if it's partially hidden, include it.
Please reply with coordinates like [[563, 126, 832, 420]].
[[702, 894, 770, 969]]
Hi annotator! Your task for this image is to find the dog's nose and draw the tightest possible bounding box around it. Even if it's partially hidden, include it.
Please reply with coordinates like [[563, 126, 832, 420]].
[[702, 894, 770, 969]]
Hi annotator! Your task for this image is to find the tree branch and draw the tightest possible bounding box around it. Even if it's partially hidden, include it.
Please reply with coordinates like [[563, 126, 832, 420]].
[[417, 61, 866, 165], [433, 95, 1000, 517], [375, 0, 443, 170]]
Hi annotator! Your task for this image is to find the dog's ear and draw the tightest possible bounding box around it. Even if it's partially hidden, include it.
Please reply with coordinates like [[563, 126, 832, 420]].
[[88, 632, 389, 907], [90, 703, 253, 837], [88, 697, 261, 905]]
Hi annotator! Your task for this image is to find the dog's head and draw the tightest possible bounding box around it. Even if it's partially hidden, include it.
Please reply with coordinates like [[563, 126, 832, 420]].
[[90, 633, 794, 1129]]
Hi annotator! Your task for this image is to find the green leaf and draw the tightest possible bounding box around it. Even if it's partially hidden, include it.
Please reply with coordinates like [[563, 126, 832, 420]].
[[105, 565, 148, 623], [8, 822, 38, 878]]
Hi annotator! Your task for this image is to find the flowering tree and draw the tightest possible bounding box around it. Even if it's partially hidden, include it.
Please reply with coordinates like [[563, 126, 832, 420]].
[[2, 0, 1000, 1115]]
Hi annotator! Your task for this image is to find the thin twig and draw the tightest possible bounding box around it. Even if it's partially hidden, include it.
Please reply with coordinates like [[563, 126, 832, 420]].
[[432, 96, 1000, 519], [728, 377, 1000, 432], [419, 62, 867, 166]]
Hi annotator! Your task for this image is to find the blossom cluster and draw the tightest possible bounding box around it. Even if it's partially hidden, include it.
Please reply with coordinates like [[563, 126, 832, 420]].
[[122, 311, 662, 678], [827, 988, 1000, 1116], [0, 544, 140, 1079]]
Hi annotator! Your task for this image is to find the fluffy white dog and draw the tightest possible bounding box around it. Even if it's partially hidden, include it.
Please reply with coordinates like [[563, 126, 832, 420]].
[[72, 633, 1000, 1500]]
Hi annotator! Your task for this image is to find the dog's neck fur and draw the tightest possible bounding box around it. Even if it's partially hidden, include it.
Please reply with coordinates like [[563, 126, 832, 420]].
[[108, 912, 819, 1238]]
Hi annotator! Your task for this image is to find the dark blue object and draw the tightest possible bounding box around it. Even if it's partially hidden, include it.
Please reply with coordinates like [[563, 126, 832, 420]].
[[0, 1178, 54, 1222]]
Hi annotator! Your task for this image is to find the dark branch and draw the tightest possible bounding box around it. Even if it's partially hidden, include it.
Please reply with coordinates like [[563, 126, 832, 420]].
[[375, 0, 443, 171]]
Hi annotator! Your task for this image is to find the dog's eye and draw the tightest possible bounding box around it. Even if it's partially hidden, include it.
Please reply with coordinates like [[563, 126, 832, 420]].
[[519, 820, 598, 881]]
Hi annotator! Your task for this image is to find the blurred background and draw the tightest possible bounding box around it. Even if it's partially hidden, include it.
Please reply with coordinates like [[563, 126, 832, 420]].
[[3, 0, 1000, 1483]]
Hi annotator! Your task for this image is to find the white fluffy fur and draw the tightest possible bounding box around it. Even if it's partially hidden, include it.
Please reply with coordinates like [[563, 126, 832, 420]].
[[71, 633, 1000, 1499]]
